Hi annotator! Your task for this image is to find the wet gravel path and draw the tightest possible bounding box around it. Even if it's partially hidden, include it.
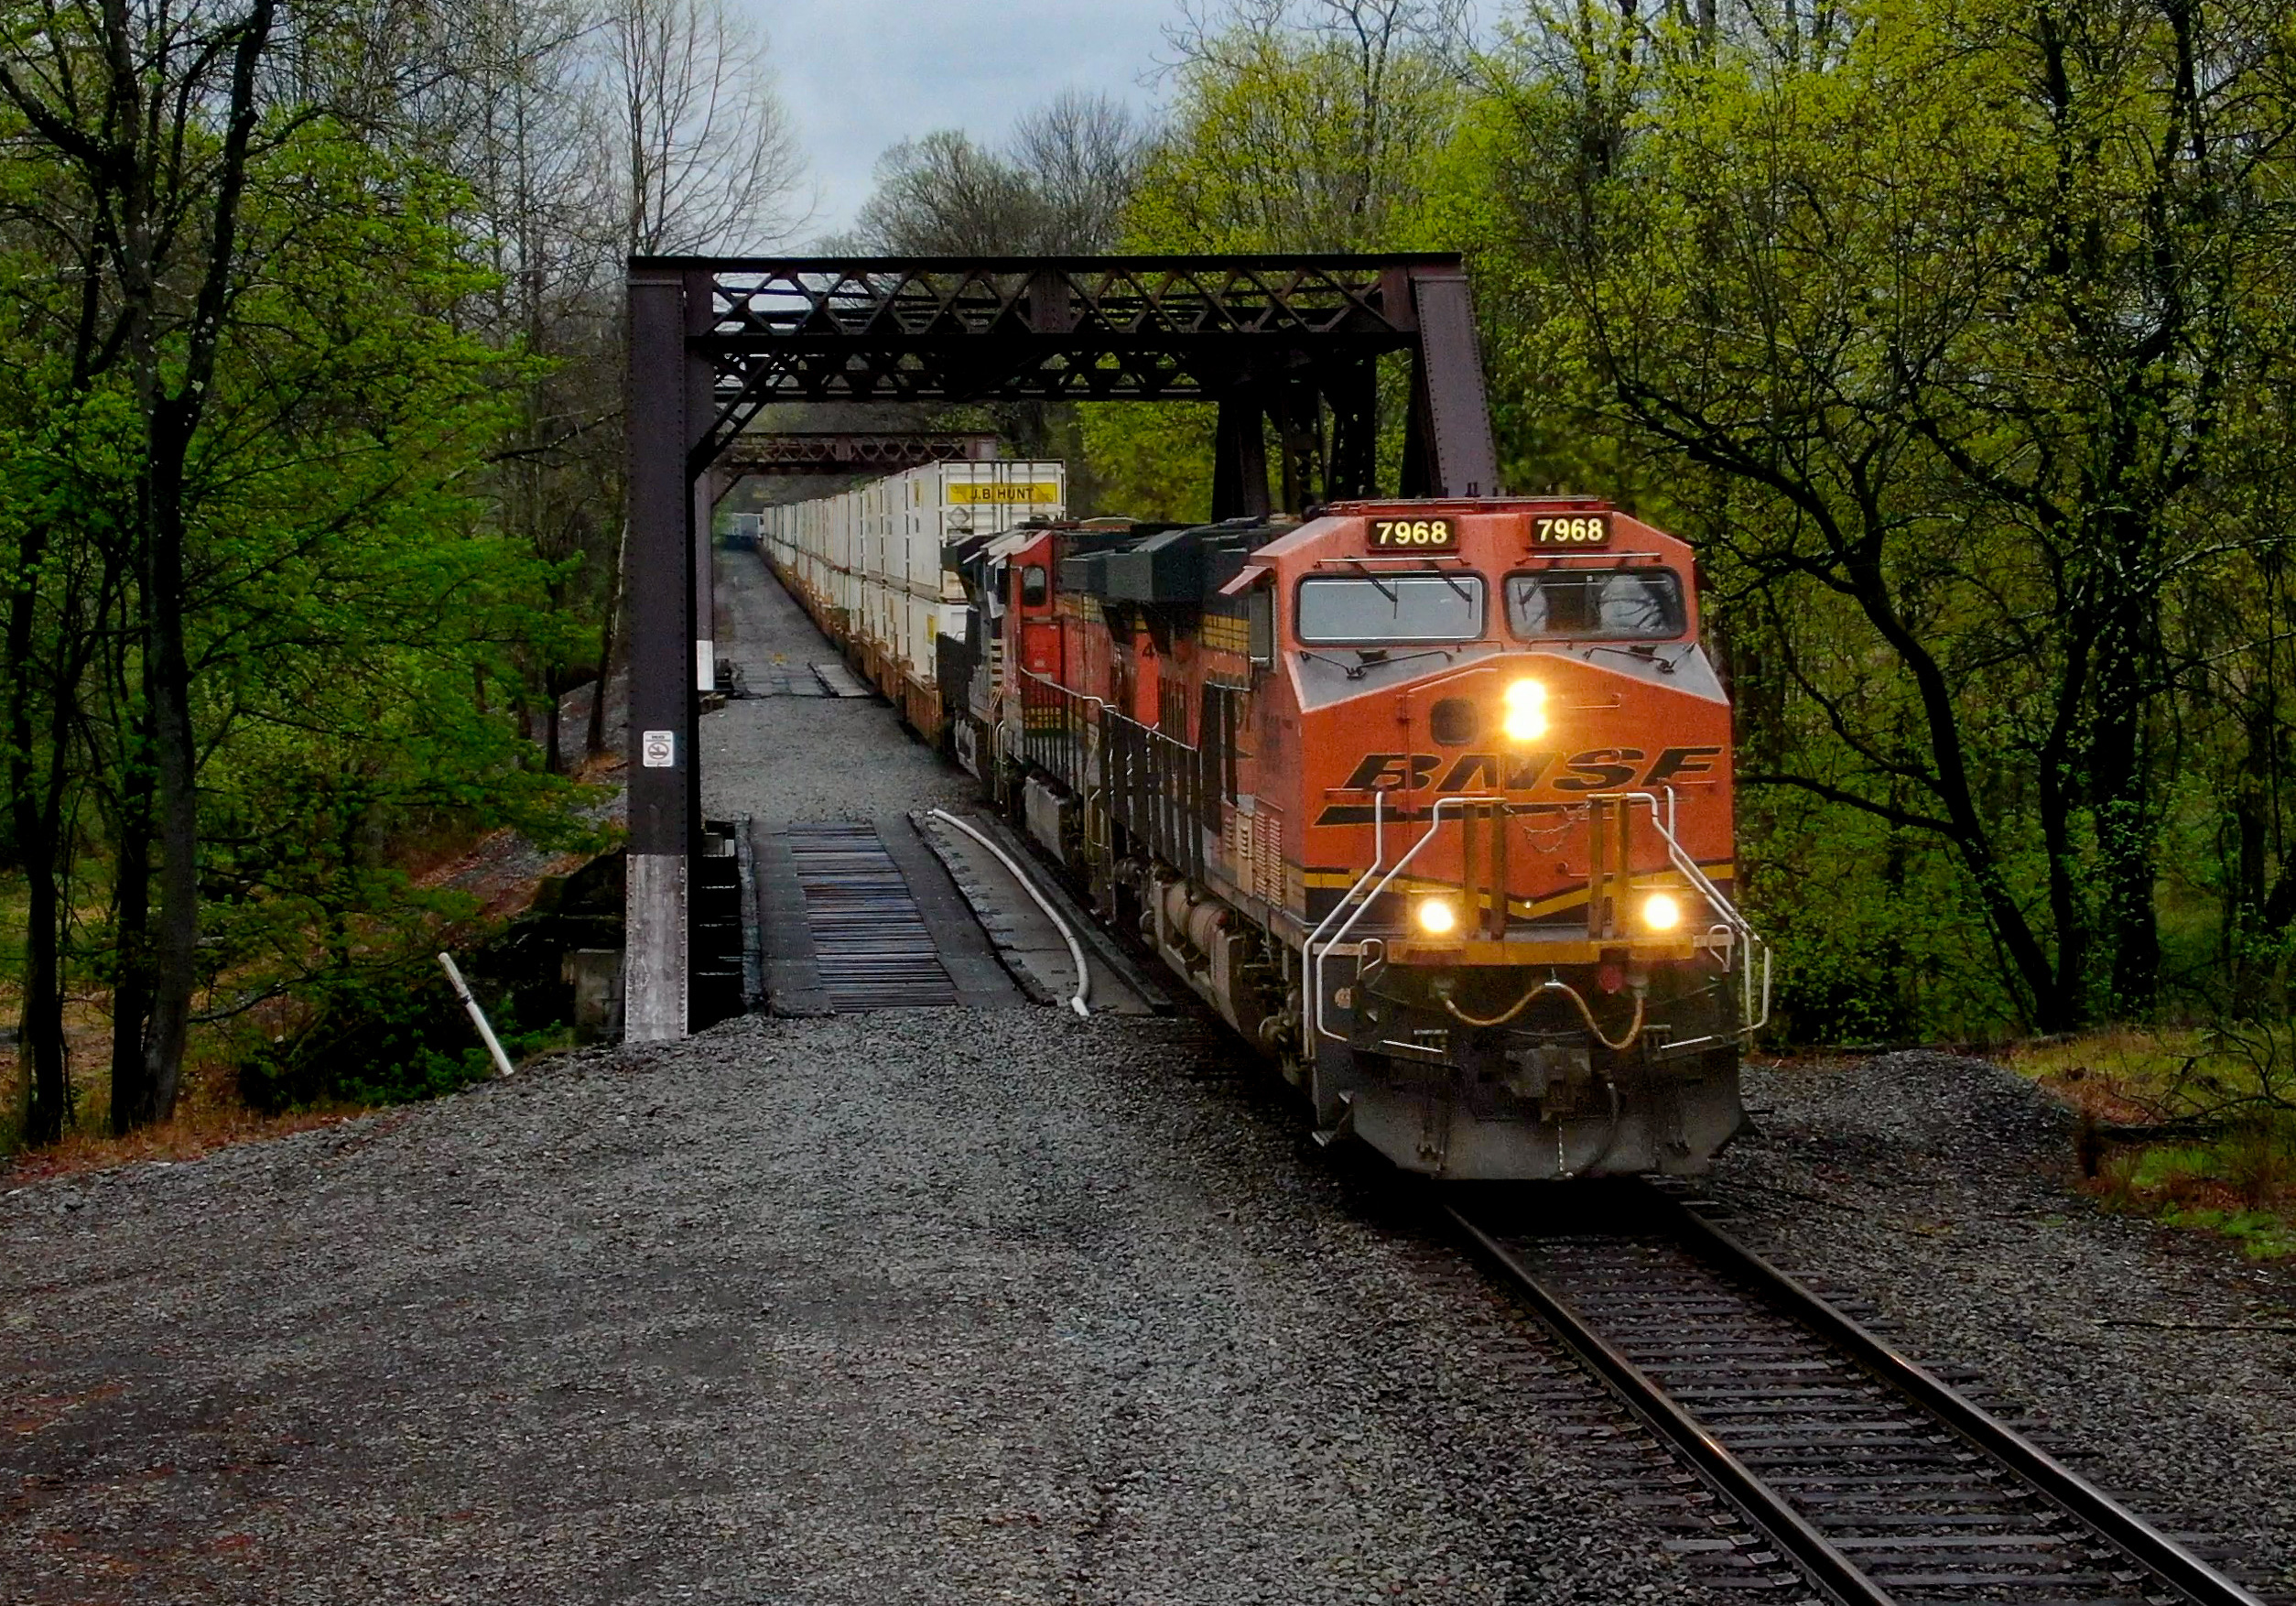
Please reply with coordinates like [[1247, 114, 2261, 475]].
[[703, 551, 974, 827], [0, 552, 1710, 1604], [1710, 1052, 2296, 1598]]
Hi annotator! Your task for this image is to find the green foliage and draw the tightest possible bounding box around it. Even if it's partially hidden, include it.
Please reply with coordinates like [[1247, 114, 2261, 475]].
[[2117, 1125, 2296, 1260], [234, 954, 560, 1112], [1127, 19, 1459, 254], [1077, 403, 1219, 523], [2159, 1209, 2296, 1262], [1456, 0, 2296, 1035], [2014, 1021, 2296, 1253], [141, 125, 590, 1023], [0, 89, 592, 1139], [1084, 8, 1466, 517]]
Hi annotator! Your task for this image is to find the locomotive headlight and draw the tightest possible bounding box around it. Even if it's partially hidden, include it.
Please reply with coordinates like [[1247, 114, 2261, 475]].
[[1415, 896, 1459, 937], [1501, 678, 1547, 743], [1641, 892, 1682, 931]]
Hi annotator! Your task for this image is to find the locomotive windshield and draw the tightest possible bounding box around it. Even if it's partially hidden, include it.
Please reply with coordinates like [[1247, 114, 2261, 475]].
[[1296, 574, 1485, 644], [1505, 567, 1684, 640]]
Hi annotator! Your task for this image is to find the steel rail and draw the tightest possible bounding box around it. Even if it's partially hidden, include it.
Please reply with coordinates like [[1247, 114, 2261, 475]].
[[1445, 1203, 1896, 1606], [1449, 1193, 2270, 1606], [1661, 1197, 2269, 1606]]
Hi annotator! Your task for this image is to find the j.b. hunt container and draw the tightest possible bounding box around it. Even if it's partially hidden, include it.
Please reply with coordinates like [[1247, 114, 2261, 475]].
[[754, 460, 1065, 733]]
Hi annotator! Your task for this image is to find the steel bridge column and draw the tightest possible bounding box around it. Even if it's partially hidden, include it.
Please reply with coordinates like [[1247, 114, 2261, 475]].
[[1211, 395, 1270, 521], [693, 467, 724, 689], [691, 469, 717, 690], [624, 266, 696, 1042], [688, 274, 720, 694], [1327, 362, 1379, 502], [1404, 264, 1501, 497]]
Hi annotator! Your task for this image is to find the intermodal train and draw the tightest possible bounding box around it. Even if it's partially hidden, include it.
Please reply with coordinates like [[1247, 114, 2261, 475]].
[[761, 471, 1770, 1180]]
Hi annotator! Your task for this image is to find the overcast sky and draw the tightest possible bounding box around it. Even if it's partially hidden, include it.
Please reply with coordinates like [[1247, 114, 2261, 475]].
[[750, 0, 1185, 246]]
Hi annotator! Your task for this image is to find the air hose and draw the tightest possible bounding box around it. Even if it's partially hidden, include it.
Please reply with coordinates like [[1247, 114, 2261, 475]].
[[1443, 975, 1646, 1051]]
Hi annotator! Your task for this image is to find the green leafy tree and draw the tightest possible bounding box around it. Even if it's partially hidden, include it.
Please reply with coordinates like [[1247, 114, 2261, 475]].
[[1083, 0, 1466, 515], [0, 4, 585, 1136], [1467, 0, 2296, 1032]]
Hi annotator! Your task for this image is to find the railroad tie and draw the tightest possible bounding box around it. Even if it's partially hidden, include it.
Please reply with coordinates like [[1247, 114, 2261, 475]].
[[782, 821, 958, 1011]]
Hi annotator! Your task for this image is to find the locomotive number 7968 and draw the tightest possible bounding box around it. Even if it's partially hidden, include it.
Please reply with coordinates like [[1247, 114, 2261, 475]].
[[1532, 514, 1611, 546], [1369, 516, 1457, 548]]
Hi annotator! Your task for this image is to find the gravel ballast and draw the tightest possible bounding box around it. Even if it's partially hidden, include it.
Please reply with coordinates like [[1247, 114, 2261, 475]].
[[701, 553, 976, 826], [1711, 1051, 2296, 1595], [0, 552, 1712, 1604]]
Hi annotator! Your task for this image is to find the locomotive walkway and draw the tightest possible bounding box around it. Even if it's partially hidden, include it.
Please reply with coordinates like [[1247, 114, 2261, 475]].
[[705, 551, 1155, 1019]]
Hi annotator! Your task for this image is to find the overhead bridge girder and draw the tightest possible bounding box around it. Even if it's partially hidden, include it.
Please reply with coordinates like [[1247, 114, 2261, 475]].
[[673, 255, 1497, 509], [624, 254, 1501, 1041], [721, 430, 1002, 478]]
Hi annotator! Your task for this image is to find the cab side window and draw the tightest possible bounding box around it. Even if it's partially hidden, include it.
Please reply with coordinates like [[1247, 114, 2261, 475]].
[[1246, 587, 1274, 665]]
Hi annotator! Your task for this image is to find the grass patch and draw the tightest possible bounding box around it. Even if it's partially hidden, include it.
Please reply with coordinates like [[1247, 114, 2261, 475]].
[[2006, 1024, 2296, 1260]]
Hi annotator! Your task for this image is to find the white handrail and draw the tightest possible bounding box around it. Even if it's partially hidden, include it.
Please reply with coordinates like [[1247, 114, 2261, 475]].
[[1302, 790, 1384, 1044], [1309, 793, 1486, 1044], [926, 809, 1091, 1017], [1016, 662, 1107, 717], [1605, 790, 1773, 1040], [1301, 787, 1772, 1051], [1018, 664, 1203, 754]]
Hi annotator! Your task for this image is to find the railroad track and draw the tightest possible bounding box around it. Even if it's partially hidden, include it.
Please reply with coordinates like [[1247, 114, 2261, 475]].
[[1448, 1186, 2274, 1606]]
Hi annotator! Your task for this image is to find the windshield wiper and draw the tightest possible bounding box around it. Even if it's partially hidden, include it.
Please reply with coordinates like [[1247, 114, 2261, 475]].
[[1583, 641, 1683, 673], [1332, 558, 1399, 604], [1294, 646, 1461, 680]]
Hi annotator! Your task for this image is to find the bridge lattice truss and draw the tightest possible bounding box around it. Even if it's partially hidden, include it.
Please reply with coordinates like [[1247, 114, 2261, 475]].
[[667, 254, 1499, 512], [719, 431, 1002, 477]]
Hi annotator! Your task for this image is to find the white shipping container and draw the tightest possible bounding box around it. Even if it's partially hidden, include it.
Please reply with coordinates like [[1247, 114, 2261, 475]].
[[753, 459, 1065, 689]]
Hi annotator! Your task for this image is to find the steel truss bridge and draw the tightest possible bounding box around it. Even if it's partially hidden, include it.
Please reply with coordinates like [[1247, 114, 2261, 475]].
[[624, 254, 1501, 1040]]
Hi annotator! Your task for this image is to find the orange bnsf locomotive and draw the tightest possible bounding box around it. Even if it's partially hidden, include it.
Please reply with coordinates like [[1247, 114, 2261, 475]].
[[792, 493, 1771, 1179]]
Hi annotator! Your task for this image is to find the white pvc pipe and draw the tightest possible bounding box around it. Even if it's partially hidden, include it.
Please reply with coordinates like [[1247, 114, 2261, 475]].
[[437, 952, 517, 1077], [926, 808, 1090, 1017]]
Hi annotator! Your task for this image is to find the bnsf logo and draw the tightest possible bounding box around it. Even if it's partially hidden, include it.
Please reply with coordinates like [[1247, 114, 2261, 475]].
[[1317, 746, 1721, 821]]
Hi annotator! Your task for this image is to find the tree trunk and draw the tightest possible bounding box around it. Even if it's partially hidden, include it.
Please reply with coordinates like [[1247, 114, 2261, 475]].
[[107, 714, 155, 1133], [139, 412, 200, 1122], [2032, 756, 2089, 1035], [544, 662, 563, 775], [12, 834, 68, 1145], [2089, 549, 2161, 1015], [4, 522, 70, 1145], [104, 0, 277, 1128]]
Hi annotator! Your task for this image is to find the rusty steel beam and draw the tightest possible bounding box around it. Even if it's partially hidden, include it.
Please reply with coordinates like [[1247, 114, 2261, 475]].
[[637, 254, 1500, 505], [721, 431, 1002, 476]]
